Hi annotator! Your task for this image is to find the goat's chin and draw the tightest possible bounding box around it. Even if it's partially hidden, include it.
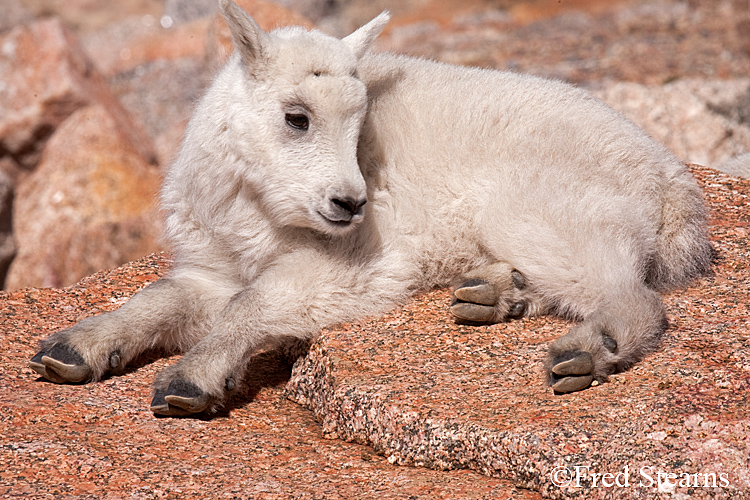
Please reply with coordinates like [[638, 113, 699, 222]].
[[313, 211, 364, 236]]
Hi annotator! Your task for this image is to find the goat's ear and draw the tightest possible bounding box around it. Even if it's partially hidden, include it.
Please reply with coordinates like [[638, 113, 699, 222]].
[[220, 0, 268, 66], [343, 11, 390, 59]]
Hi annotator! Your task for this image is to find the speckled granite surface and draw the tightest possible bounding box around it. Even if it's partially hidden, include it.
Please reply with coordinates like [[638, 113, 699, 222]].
[[286, 166, 750, 499], [1, 166, 747, 499], [1, 259, 537, 498]]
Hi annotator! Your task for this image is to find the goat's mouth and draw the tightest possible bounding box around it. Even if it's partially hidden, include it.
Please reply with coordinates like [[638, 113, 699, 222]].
[[316, 196, 367, 230], [317, 211, 358, 228]]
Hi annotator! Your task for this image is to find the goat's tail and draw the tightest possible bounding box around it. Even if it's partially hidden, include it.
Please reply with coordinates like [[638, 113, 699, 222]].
[[647, 165, 713, 290]]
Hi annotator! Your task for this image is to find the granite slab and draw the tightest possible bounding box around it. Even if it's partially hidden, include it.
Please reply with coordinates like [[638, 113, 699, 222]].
[[0, 256, 537, 498]]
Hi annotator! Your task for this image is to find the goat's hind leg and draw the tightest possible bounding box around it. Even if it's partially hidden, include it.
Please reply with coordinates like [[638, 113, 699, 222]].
[[546, 285, 666, 393], [29, 276, 212, 384], [451, 261, 538, 324]]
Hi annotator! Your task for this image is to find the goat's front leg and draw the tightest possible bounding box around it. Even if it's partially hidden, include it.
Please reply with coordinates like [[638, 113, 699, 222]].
[[149, 249, 387, 416], [29, 274, 227, 384]]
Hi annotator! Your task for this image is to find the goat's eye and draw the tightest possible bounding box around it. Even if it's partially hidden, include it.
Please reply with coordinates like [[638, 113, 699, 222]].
[[285, 113, 309, 131]]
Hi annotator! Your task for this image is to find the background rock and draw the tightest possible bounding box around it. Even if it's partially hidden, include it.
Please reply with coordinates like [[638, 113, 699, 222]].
[[0, 18, 156, 172], [593, 79, 750, 168], [109, 57, 208, 167], [0, 0, 33, 33], [81, 16, 212, 79], [375, 0, 750, 85], [15, 0, 164, 34], [5, 105, 163, 290], [0, 170, 15, 286], [164, 0, 220, 25], [0, 17, 163, 288], [719, 153, 750, 179], [205, 0, 315, 67]]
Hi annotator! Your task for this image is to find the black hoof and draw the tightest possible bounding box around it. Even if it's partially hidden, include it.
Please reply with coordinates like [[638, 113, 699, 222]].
[[550, 350, 595, 394], [451, 279, 497, 323], [453, 279, 498, 306], [29, 344, 92, 383], [150, 379, 212, 416], [552, 374, 594, 393]]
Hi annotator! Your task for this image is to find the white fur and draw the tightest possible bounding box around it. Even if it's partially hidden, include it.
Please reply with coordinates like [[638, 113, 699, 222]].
[[35, 0, 711, 408]]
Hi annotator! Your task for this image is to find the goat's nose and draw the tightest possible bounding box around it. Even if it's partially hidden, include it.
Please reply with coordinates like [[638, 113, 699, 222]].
[[331, 196, 367, 219]]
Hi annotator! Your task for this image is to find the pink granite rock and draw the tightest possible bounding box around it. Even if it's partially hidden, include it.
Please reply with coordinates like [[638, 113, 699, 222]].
[[0, 253, 540, 499], [5, 104, 164, 290], [0, 169, 14, 286], [109, 57, 208, 169], [0, 0, 32, 33], [593, 79, 750, 169], [82, 16, 212, 78], [376, 0, 750, 85], [0, 18, 156, 170]]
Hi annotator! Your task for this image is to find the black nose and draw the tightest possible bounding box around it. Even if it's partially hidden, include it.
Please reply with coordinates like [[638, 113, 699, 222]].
[[331, 196, 367, 219]]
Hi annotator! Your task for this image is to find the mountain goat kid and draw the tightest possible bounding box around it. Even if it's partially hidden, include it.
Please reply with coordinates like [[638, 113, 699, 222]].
[[30, 0, 712, 416]]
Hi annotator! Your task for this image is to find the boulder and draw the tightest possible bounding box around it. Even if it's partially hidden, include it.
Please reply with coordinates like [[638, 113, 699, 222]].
[[0, 165, 745, 499], [5, 105, 164, 291], [0, 0, 32, 33], [0, 18, 156, 171], [718, 153, 750, 179], [109, 57, 208, 167], [0, 169, 14, 288], [376, 0, 750, 85], [593, 79, 750, 169], [81, 16, 213, 78]]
